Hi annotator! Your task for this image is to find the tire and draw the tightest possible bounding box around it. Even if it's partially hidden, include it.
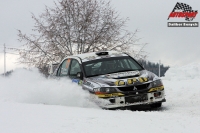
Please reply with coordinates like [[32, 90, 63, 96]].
[[150, 103, 162, 108]]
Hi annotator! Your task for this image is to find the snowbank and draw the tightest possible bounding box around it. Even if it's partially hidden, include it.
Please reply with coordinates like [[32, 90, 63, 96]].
[[0, 68, 98, 108], [163, 62, 200, 80], [163, 62, 200, 116]]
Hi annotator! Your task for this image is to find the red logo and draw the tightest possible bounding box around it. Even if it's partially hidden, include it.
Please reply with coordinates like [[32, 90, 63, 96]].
[[168, 2, 198, 21]]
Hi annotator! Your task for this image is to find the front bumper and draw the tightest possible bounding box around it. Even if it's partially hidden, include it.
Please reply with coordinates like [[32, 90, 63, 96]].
[[100, 90, 166, 109]]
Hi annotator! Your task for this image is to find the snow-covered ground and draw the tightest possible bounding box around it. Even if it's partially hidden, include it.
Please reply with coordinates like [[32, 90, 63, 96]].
[[0, 64, 200, 133]]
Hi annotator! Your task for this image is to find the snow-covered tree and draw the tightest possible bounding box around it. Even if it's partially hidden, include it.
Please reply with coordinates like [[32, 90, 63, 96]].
[[16, 0, 147, 72]]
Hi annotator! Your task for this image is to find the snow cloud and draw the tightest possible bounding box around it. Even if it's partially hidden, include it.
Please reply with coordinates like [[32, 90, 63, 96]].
[[0, 68, 99, 108]]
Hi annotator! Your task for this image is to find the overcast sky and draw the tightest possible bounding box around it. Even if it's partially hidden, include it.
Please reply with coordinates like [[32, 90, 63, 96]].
[[0, 0, 200, 73]]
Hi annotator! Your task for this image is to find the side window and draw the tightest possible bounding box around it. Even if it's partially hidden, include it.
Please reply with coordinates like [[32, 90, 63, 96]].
[[69, 59, 81, 77], [58, 59, 71, 76]]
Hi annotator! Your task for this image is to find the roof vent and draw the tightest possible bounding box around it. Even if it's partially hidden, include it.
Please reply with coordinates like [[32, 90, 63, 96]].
[[95, 51, 109, 56]]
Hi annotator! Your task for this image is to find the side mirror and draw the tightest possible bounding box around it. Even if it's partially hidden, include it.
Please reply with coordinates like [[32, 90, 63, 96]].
[[76, 72, 83, 80]]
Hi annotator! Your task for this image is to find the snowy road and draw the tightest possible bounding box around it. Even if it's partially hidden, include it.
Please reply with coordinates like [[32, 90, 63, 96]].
[[0, 100, 199, 133], [0, 64, 200, 133]]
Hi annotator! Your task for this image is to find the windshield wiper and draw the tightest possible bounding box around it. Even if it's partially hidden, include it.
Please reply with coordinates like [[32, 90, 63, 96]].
[[86, 74, 104, 77]]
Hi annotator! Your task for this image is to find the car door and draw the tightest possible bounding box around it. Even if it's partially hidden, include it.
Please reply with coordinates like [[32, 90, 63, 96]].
[[57, 58, 71, 77], [69, 59, 82, 78], [68, 59, 82, 84]]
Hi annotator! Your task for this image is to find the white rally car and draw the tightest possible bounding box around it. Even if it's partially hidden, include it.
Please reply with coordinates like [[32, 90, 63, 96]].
[[49, 51, 166, 109]]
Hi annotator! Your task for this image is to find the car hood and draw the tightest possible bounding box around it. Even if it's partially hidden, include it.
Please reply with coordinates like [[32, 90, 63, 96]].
[[84, 70, 160, 88]]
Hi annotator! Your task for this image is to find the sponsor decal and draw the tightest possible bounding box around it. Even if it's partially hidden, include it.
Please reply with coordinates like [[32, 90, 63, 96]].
[[106, 71, 140, 79], [72, 79, 83, 85], [114, 80, 125, 86], [127, 77, 148, 85], [114, 77, 148, 86], [127, 78, 137, 85], [78, 80, 83, 85], [167, 2, 198, 27], [138, 77, 148, 83], [72, 79, 80, 83]]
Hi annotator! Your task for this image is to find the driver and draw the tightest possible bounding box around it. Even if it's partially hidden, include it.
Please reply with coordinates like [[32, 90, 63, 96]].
[[101, 61, 117, 73]]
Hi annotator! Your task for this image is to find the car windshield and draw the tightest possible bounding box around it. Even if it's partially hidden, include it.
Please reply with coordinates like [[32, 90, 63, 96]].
[[82, 56, 143, 77]]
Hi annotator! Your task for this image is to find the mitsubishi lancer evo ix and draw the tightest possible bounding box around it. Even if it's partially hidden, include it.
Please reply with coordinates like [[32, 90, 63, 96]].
[[48, 51, 166, 109]]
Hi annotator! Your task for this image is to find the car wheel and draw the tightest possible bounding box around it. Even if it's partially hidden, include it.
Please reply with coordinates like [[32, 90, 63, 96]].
[[150, 103, 162, 108]]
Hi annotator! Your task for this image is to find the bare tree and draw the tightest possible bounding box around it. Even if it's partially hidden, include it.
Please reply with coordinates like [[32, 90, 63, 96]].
[[17, 0, 147, 72]]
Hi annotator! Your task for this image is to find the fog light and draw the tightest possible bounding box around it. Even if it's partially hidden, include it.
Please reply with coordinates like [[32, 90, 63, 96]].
[[154, 92, 161, 97], [109, 99, 115, 103]]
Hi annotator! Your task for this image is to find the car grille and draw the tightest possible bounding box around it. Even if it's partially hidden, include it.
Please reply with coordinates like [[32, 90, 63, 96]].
[[125, 94, 148, 104], [117, 83, 150, 92]]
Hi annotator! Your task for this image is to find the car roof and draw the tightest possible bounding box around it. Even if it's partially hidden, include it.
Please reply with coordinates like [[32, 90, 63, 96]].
[[67, 51, 127, 60]]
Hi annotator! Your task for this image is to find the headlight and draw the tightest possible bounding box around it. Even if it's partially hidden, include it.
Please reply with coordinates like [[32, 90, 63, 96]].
[[93, 87, 117, 93], [152, 80, 163, 87], [100, 87, 117, 93], [105, 88, 110, 93]]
